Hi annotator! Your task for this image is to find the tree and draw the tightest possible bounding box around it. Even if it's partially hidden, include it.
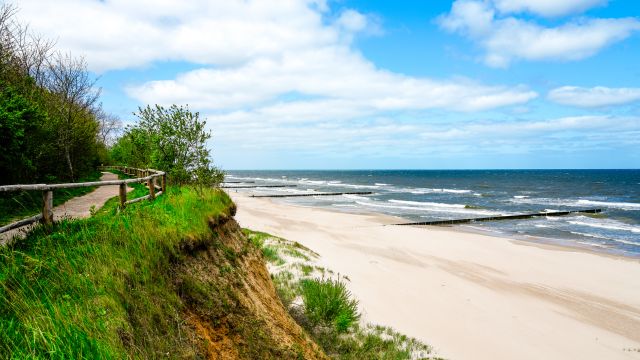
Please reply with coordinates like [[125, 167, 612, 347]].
[[44, 53, 100, 180], [96, 105, 122, 146], [112, 104, 224, 187]]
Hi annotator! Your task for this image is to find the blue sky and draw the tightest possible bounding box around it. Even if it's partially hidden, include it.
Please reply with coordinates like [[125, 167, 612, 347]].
[[16, 0, 640, 169]]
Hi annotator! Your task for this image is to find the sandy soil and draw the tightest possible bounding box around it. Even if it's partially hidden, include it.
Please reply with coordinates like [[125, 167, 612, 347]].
[[1, 172, 132, 243], [230, 192, 640, 360]]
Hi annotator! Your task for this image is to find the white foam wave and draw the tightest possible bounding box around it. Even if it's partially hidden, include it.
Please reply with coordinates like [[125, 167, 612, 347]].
[[568, 217, 640, 234], [352, 200, 502, 216], [342, 194, 370, 201], [387, 187, 472, 195], [511, 197, 640, 211], [576, 199, 640, 210]]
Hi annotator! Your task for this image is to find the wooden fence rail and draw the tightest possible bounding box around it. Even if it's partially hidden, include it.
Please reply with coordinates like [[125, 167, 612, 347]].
[[0, 166, 166, 235]]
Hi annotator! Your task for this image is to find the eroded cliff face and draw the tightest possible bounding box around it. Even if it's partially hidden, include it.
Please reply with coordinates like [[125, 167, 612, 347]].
[[173, 209, 326, 359]]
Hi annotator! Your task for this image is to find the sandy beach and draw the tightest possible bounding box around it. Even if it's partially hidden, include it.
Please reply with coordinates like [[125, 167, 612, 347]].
[[230, 192, 640, 360]]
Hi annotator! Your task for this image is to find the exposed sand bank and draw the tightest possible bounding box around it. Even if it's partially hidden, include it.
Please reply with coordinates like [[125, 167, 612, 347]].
[[230, 192, 640, 360]]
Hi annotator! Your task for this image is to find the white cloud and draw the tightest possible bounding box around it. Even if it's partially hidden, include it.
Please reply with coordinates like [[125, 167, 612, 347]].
[[127, 46, 537, 112], [16, 0, 536, 114], [493, 0, 607, 17], [439, 0, 640, 67], [16, 0, 339, 72], [548, 86, 640, 107]]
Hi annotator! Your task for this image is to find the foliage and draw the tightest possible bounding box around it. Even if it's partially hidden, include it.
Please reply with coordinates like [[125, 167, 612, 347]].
[[110, 104, 224, 188], [0, 4, 119, 185]]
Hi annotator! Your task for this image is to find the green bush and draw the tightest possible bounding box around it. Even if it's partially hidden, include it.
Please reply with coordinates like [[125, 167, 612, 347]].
[[301, 277, 360, 334]]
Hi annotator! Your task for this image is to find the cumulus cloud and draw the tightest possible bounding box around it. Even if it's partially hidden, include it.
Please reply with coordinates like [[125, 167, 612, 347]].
[[548, 86, 640, 107], [439, 0, 640, 67], [493, 0, 607, 17], [15, 0, 537, 114], [15, 0, 340, 72], [127, 47, 537, 112]]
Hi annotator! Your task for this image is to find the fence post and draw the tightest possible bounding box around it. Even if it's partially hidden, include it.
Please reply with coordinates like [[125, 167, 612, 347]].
[[148, 178, 155, 200], [119, 183, 127, 208], [162, 173, 167, 192], [42, 190, 53, 225]]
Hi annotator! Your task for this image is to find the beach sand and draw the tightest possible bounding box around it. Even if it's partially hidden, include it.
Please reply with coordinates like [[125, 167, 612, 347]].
[[230, 192, 640, 360]]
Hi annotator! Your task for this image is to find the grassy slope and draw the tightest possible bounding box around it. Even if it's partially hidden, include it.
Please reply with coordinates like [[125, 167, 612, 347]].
[[0, 184, 234, 358], [0, 170, 103, 226]]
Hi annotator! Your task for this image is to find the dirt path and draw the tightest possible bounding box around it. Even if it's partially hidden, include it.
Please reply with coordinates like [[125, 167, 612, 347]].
[[53, 172, 131, 220], [1, 172, 132, 244]]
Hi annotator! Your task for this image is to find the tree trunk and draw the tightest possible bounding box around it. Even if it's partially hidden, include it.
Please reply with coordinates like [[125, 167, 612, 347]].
[[65, 146, 74, 181]]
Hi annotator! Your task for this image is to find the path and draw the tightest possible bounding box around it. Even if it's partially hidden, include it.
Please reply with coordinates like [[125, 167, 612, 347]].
[[1, 172, 133, 244]]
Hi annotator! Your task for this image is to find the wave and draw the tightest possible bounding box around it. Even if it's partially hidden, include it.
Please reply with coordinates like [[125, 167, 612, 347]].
[[568, 217, 640, 234], [351, 199, 502, 216], [387, 187, 472, 195], [510, 197, 640, 211], [513, 195, 529, 199], [342, 194, 371, 201], [576, 199, 640, 211]]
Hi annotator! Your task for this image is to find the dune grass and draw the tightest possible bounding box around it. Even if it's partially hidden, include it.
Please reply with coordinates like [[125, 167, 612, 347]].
[[0, 170, 104, 226], [0, 184, 233, 358], [243, 229, 442, 360]]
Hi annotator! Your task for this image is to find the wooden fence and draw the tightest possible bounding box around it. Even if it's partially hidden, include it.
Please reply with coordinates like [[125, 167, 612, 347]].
[[0, 166, 166, 235]]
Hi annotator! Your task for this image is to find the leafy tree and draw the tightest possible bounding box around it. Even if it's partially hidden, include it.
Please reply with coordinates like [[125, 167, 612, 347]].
[[111, 104, 224, 187]]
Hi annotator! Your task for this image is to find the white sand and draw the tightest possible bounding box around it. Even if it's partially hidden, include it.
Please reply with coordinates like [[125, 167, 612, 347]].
[[231, 192, 640, 360]]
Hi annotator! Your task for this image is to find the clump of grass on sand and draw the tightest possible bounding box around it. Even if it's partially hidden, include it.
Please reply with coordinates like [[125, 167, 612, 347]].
[[243, 229, 443, 360]]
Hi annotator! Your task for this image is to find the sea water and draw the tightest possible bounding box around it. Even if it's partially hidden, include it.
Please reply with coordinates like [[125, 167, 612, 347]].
[[225, 170, 640, 257]]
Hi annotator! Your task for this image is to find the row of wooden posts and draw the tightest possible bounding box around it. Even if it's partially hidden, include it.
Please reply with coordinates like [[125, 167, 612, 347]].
[[0, 166, 166, 235]]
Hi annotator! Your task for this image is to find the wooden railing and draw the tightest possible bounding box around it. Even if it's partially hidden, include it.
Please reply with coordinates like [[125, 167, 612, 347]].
[[0, 166, 166, 235]]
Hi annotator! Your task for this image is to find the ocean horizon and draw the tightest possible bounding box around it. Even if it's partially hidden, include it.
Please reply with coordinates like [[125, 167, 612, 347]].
[[226, 169, 640, 257]]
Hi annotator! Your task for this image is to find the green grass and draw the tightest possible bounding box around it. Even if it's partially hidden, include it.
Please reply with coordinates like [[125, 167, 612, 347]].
[[0, 171, 103, 226], [301, 277, 360, 334], [0, 185, 234, 358], [243, 228, 441, 359]]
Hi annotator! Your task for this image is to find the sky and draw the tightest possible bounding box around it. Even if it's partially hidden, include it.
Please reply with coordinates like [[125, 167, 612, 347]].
[[14, 0, 640, 169]]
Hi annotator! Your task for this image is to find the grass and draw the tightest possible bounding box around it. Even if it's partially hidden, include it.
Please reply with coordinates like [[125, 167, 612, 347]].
[[300, 277, 360, 334], [0, 184, 235, 358], [243, 228, 442, 360], [0, 170, 103, 226]]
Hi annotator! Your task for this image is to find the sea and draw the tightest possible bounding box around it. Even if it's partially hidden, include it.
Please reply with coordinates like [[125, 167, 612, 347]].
[[225, 170, 640, 258]]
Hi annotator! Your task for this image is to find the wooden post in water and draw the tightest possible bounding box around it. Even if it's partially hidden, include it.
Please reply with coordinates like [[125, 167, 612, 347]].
[[162, 173, 167, 192], [119, 183, 127, 208], [148, 178, 155, 200], [42, 190, 53, 225]]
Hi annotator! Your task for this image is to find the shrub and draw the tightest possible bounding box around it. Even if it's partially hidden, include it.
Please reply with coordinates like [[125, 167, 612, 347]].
[[300, 277, 360, 334]]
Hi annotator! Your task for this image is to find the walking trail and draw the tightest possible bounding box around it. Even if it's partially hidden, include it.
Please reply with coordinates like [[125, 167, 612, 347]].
[[1, 172, 132, 244]]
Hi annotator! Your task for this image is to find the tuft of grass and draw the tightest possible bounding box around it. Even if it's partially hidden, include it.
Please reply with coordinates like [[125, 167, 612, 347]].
[[301, 278, 360, 334]]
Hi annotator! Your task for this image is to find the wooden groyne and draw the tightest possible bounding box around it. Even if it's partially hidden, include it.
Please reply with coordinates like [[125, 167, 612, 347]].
[[223, 181, 255, 184], [252, 191, 373, 198], [220, 185, 297, 189], [393, 209, 602, 226]]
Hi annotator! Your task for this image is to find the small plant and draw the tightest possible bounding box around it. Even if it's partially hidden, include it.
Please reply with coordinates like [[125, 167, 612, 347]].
[[300, 277, 360, 334]]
